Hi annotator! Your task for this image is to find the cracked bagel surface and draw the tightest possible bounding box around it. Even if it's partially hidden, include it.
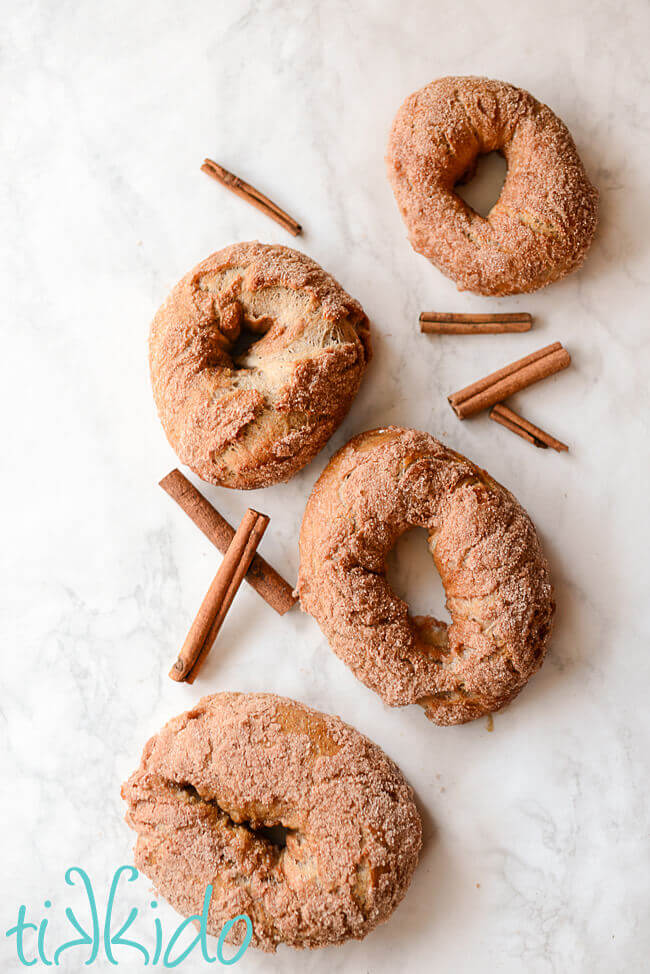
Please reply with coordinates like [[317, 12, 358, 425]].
[[387, 76, 598, 295], [149, 242, 371, 489], [297, 427, 555, 725], [122, 692, 422, 952]]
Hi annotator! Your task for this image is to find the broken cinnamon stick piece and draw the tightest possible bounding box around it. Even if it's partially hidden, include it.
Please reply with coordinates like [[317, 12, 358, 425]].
[[489, 407, 544, 448], [448, 342, 571, 419], [490, 404, 569, 452], [169, 509, 269, 683], [201, 158, 302, 236], [420, 312, 532, 334], [160, 470, 297, 614]]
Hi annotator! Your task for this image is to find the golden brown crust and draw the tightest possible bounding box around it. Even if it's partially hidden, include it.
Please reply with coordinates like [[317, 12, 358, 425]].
[[149, 242, 371, 489], [386, 76, 598, 295], [297, 428, 555, 725], [122, 692, 421, 952]]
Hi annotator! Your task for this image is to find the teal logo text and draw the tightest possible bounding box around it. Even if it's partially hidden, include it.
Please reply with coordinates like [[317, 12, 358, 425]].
[[5, 866, 252, 967]]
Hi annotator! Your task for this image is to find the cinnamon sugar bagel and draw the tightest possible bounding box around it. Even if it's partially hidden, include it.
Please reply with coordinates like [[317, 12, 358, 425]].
[[149, 242, 371, 489], [297, 428, 555, 725], [387, 76, 598, 295], [122, 692, 421, 952]]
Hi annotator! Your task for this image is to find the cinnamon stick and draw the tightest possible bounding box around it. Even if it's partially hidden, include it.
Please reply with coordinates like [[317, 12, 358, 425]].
[[490, 404, 569, 452], [201, 158, 302, 236], [169, 509, 269, 682], [160, 470, 296, 615], [185, 512, 269, 683], [420, 312, 532, 334], [448, 342, 571, 419]]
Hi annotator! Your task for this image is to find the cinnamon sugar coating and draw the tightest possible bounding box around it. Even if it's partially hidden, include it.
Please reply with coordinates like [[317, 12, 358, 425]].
[[298, 428, 555, 725], [387, 76, 598, 295], [122, 692, 421, 952], [149, 242, 371, 489]]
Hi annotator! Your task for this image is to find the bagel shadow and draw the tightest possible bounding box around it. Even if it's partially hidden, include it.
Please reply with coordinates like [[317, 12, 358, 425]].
[[520, 98, 649, 317], [267, 790, 446, 968], [356, 783, 441, 949], [493, 485, 619, 722]]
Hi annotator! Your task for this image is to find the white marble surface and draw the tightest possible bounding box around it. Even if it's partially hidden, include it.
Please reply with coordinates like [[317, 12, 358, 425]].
[[2, 1, 650, 970]]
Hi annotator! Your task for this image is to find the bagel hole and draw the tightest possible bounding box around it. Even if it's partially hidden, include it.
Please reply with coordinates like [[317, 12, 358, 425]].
[[175, 783, 289, 849], [254, 822, 289, 849], [386, 527, 451, 625], [455, 151, 507, 218], [231, 325, 265, 364]]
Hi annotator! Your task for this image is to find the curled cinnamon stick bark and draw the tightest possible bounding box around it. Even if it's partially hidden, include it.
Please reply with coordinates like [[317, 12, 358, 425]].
[[160, 470, 296, 615], [490, 404, 569, 452], [169, 509, 269, 683], [201, 158, 302, 236], [448, 342, 571, 419], [420, 311, 532, 334]]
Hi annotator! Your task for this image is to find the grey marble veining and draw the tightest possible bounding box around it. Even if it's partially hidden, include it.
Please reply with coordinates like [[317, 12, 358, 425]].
[[1, 0, 649, 970]]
